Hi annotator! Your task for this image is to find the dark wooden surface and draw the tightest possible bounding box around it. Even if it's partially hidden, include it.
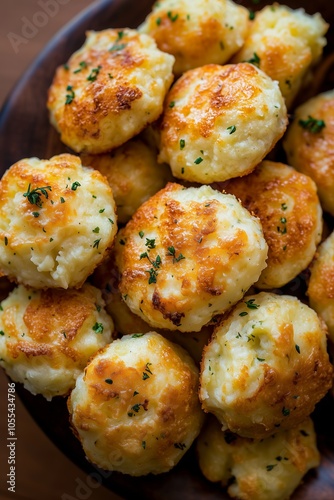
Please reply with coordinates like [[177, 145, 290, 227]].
[[0, 1, 334, 499]]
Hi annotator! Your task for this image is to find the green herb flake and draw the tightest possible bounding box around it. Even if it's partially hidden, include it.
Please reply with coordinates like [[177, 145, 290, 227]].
[[92, 227, 100, 234], [119, 239, 126, 246], [4, 237, 8, 246], [65, 85, 75, 104], [266, 464, 277, 472], [298, 115, 326, 133], [99, 208, 105, 213], [180, 139, 185, 149], [239, 311, 248, 317], [0, 330, 5, 336], [92, 322, 104, 334], [169, 101, 175, 108], [156, 17, 162, 26], [132, 333, 144, 338], [73, 61, 87, 73], [300, 429, 309, 437], [105, 378, 113, 384], [257, 357, 265, 362], [247, 52, 261, 67], [147, 268, 158, 284], [32, 212, 40, 218], [87, 65, 102, 82], [245, 298, 259, 310], [60, 197, 65, 203], [142, 372, 150, 380], [23, 184, 52, 207], [282, 407, 290, 416], [249, 10, 255, 20], [194, 157, 203, 164], [174, 442, 186, 450], [142, 441, 146, 449], [295, 344, 300, 354], [93, 239, 101, 249], [167, 10, 178, 22], [145, 238, 156, 249], [281, 203, 288, 210], [227, 125, 236, 134], [71, 181, 81, 191], [139, 231, 145, 238]]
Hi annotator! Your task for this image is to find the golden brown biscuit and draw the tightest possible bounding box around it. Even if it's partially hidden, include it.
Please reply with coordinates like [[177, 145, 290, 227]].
[[81, 138, 172, 224], [139, 0, 249, 75], [0, 283, 114, 400], [47, 29, 175, 154], [0, 154, 117, 289], [308, 230, 334, 343], [114, 183, 268, 332], [68, 331, 205, 475], [223, 160, 323, 289], [158, 63, 287, 183], [233, 4, 328, 109], [283, 90, 334, 215], [199, 292, 333, 439], [197, 415, 320, 500]]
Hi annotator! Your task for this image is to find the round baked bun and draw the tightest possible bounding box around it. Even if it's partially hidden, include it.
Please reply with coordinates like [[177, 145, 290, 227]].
[[68, 332, 204, 475], [223, 160, 323, 289], [81, 138, 172, 224], [139, 0, 249, 75], [47, 29, 175, 154], [0, 283, 114, 400], [283, 90, 334, 216], [158, 63, 287, 183], [114, 183, 268, 332], [0, 154, 117, 289], [199, 292, 333, 439], [197, 415, 320, 500], [232, 5, 328, 109], [308, 231, 334, 343]]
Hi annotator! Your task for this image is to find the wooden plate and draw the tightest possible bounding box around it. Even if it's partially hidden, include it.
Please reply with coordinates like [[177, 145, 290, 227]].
[[0, 1, 334, 498]]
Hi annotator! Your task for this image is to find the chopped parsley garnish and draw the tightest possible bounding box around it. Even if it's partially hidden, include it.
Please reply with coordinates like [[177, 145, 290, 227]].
[[194, 157, 203, 164], [105, 378, 113, 384], [145, 238, 156, 249], [0, 330, 5, 336], [65, 85, 75, 104], [156, 17, 162, 26], [174, 442, 186, 450], [87, 65, 102, 82], [167, 246, 185, 262], [245, 298, 259, 309], [132, 333, 144, 338], [227, 125, 236, 134], [92, 227, 100, 233], [167, 11, 178, 22], [247, 52, 261, 67], [71, 181, 81, 191], [92, 322, 104, 334], [298, 115, 325, 133], [282, 407, 290, 416], [139, 231, 144, 238], [23, 184, 52, 207], [239, 311, 248, 317], [266, 464, 277, 471], [169, 101, 175, 108], [73, 61, 87, 74], [93, 239, 101, 249], [32, 212, 40, 218], [249, 10, 255, 20], [180, 139, 185, 149]]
